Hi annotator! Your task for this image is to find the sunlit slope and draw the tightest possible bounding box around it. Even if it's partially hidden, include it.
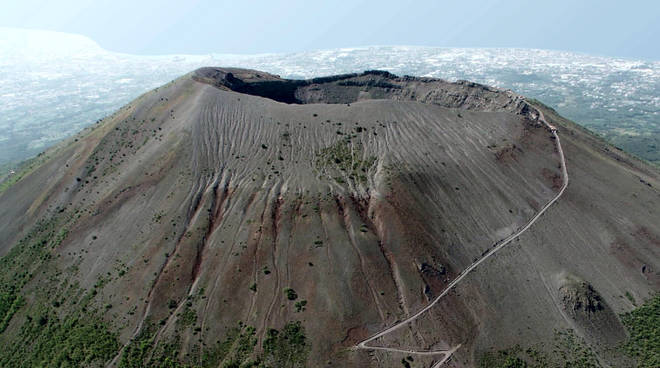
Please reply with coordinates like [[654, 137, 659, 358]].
[[0, 69, 657, 367]]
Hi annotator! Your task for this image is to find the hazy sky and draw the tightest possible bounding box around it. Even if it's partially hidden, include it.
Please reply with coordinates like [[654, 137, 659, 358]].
[[1, 0, 659, 60]]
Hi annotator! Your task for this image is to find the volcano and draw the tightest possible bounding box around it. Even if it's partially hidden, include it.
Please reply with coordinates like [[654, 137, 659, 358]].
[[0, 68, 658, 367]]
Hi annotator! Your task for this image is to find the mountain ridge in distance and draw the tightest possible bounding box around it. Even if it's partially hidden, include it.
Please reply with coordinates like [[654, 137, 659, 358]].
[[0, 68, 658, 367]]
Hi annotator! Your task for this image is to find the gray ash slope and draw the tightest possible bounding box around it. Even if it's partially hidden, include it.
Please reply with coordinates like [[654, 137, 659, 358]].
[[0, 68, 658, 367]]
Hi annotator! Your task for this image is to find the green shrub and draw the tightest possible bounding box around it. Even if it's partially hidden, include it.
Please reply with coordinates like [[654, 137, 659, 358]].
[[179, 306, 197, 328], [119, 322, 157, 368], [284, 288, 298, 301], [0, 313, 119, 367], [262, 321, 308, 368], [480, 347, 527, 368], [294, 300, 307, 312], [315, 140, 376, 184], [621, 294, 660, 367], [202, 323, 258, 368], [0, 291, 24, 333]]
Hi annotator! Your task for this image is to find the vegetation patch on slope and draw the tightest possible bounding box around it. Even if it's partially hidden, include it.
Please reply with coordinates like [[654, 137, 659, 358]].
[[0, 204, 310, 368], [0, 312, 118, 367], [120, 321, 308, 368], [0, 214, 70, 333], [479, 329, 602, 368], [315, 138, 376, 184], [621, 294, 660, 367], [0, 209, 124, 368], [262, 321, 309, 367]]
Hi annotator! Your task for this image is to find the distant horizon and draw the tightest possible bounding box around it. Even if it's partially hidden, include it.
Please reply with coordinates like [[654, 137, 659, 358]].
[[4, 26, 660, 64], [1, 0, 659, 61]]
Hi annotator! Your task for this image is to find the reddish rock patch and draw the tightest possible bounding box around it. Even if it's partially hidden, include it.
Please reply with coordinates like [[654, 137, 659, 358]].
[[541, 167, 563, 190], [341, 325, 369, 346]]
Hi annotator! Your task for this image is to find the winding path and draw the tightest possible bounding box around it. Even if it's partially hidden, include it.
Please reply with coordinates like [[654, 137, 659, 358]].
[[355, 103, 569, 367]]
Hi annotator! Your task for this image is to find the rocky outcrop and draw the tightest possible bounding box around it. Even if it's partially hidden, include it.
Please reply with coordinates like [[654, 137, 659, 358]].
[[557, 273, 628, 349]]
